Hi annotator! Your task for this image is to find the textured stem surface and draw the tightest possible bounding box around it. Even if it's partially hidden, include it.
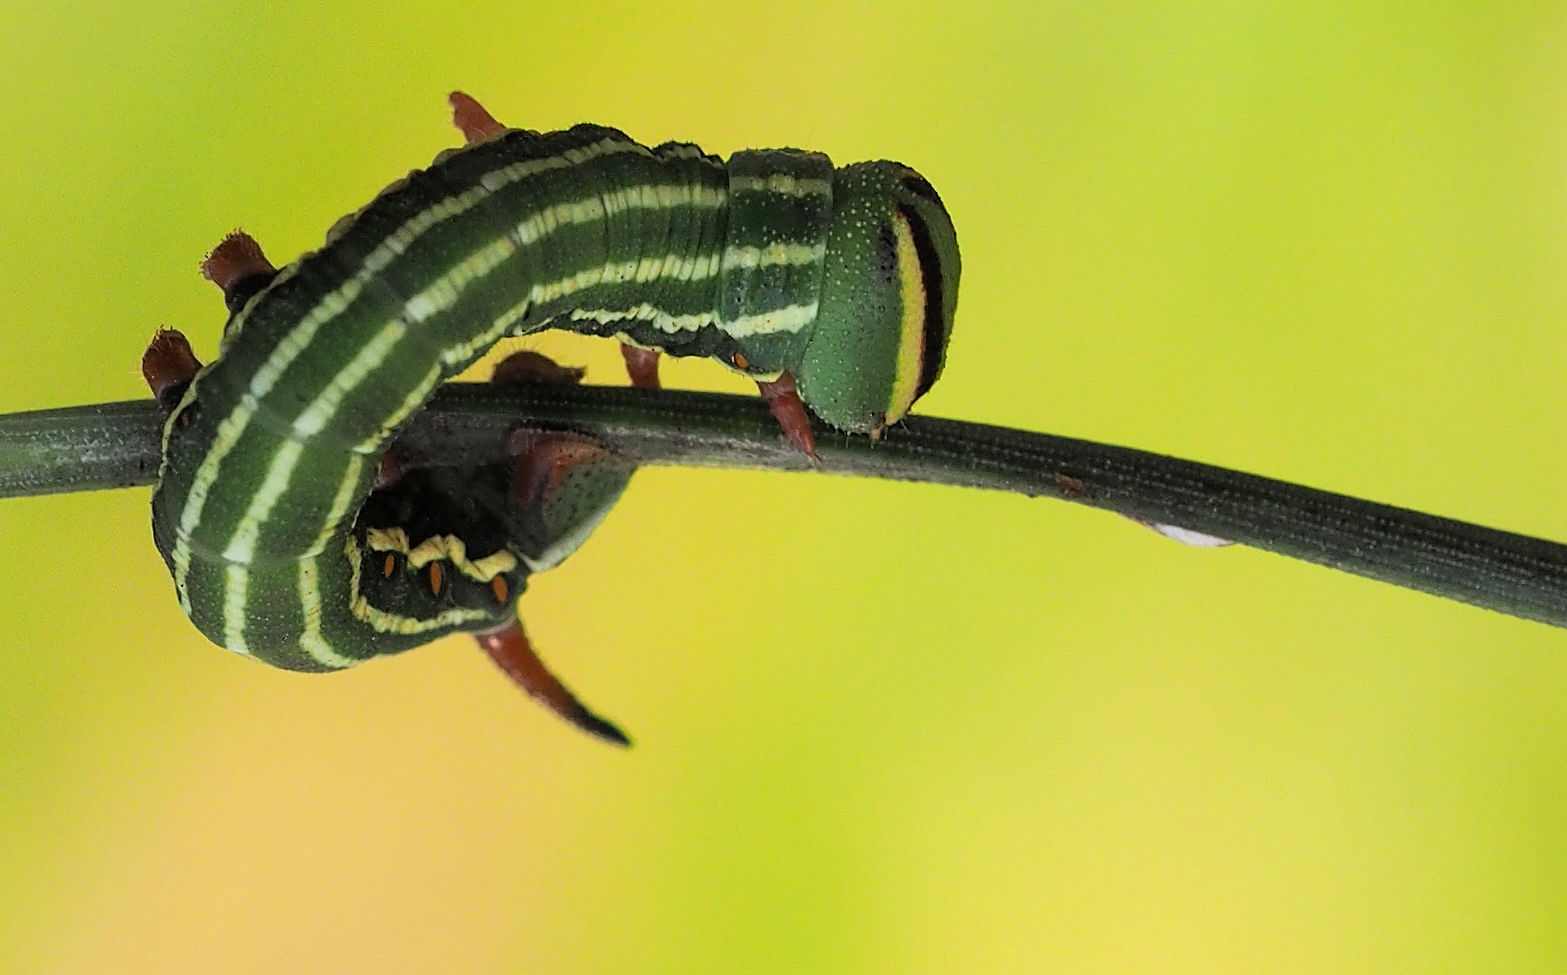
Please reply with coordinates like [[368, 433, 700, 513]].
[[3, 384, 1567, 627]]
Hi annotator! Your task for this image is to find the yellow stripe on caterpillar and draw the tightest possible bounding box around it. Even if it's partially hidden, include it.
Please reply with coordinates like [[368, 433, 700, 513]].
[[363, 527, 518, 582]]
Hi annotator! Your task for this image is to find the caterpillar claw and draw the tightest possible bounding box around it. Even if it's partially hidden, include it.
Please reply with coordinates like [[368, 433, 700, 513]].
[[449, 91, 507, 144], [756, 371, 820, 461], [619, 343, 662, 389], [475, 617, 629, 746]]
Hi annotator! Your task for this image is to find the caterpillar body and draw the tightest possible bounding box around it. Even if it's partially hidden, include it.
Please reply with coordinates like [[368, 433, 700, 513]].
[[145, 93, 960, 739]]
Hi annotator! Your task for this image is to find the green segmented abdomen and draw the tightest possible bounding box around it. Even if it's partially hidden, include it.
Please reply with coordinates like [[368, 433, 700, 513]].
[[151, 123, 839, 670]]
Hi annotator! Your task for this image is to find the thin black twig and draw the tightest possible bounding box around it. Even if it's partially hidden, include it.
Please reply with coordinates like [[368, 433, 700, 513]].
[[3, 383, 1566, 627]]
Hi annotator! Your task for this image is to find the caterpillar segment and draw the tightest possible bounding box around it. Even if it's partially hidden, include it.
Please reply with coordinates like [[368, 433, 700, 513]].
[[446, 91, 827, 457]]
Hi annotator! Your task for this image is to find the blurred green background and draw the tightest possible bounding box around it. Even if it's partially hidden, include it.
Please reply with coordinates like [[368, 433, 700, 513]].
[[4, 2, 1567, 971]]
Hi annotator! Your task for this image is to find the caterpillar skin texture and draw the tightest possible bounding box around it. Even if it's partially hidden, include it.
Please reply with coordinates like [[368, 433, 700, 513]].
[[150, 100, 960, 671]]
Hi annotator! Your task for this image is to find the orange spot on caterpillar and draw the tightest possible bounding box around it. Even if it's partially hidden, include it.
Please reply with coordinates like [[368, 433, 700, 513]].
[[382, 554, 396, 578], [428, 563, 443, 595], [732, 352, 749, 370], [491, 576, 509, 604]]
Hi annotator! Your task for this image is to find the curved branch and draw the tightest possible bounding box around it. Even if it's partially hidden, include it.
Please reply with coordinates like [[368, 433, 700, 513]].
[[3, 383, 1567, 628]]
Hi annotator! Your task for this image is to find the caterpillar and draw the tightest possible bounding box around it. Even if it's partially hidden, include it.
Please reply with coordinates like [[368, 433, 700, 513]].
[[142, 92, 960, 741]]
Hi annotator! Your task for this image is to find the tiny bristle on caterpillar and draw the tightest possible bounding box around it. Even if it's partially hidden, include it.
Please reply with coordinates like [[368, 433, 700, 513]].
[[145, 92, 960, 740]]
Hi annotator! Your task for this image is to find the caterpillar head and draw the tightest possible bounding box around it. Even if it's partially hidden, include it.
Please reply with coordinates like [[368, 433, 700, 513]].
[[797, 162, 960, 435]]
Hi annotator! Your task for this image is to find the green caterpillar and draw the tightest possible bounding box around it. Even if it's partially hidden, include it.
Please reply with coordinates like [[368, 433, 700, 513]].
[[144, 92, 960, 738]]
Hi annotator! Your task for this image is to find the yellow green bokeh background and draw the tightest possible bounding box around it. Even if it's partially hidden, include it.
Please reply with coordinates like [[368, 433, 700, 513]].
[[5, 2, 1567, 971]]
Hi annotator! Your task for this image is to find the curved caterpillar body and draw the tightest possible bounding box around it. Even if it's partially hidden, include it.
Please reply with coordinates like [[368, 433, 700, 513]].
[[146, 93, 959, 734]]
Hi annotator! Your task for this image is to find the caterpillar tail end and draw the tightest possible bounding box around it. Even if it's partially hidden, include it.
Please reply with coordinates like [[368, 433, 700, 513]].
[[475, 618, 631, 747]]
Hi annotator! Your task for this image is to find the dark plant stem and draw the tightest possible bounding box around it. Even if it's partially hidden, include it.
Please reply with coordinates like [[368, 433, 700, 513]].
[[3, 384, 1567, 627]]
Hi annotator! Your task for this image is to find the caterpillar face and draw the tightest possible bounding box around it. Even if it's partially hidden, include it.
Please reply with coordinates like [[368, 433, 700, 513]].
[[797, 162, 961, 435]]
